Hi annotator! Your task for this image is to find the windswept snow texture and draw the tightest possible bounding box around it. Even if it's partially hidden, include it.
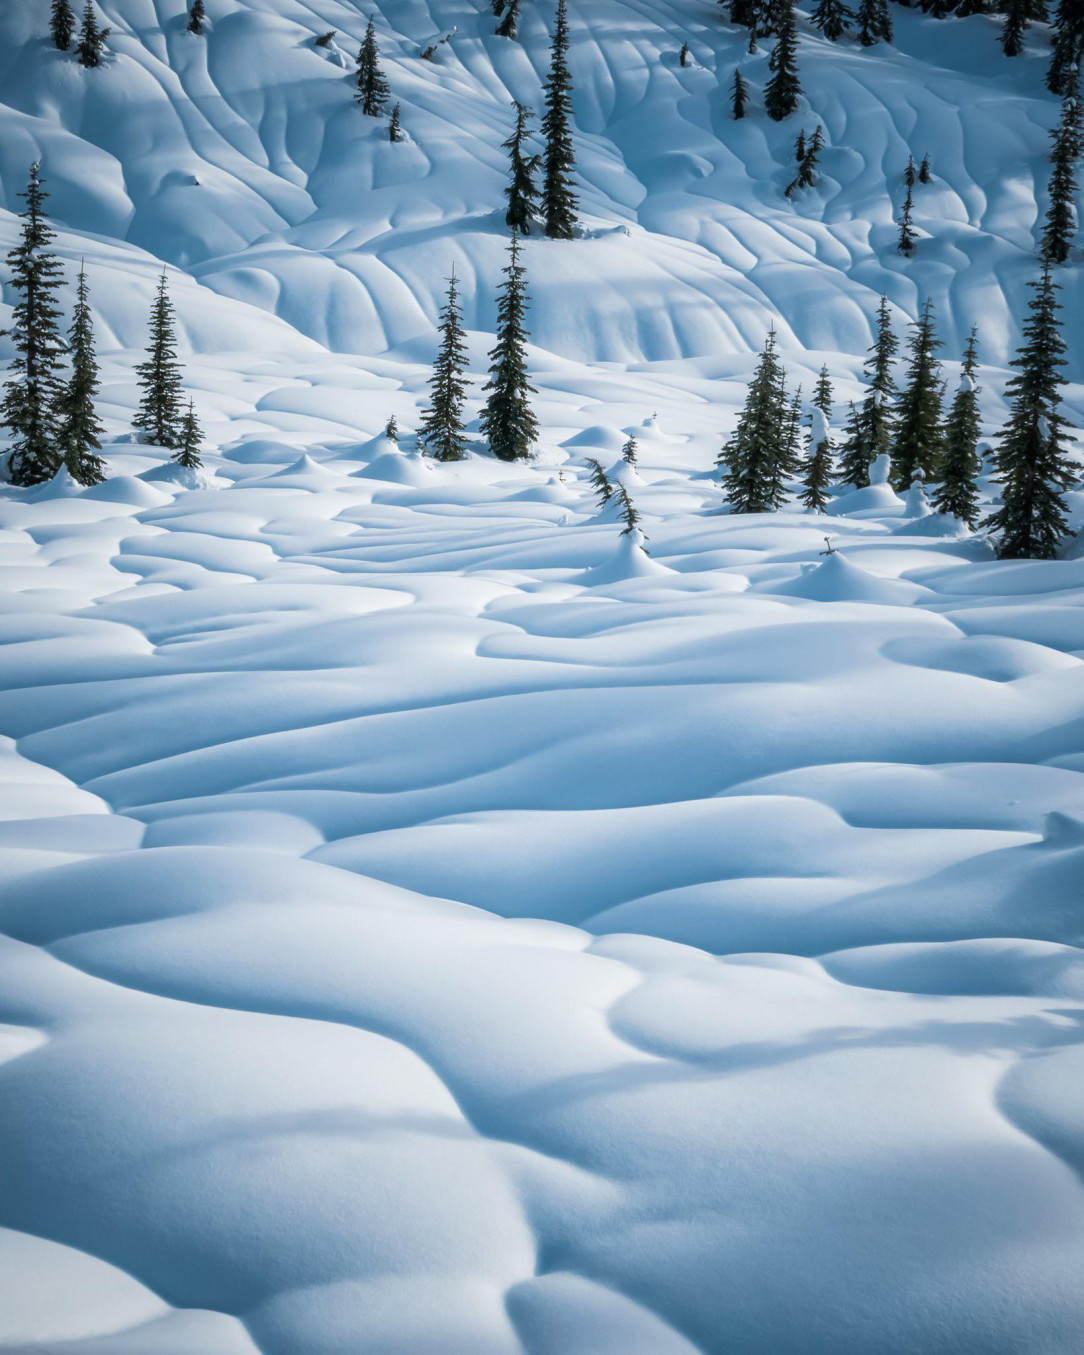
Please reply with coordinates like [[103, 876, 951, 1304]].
[[2, 1, 1084, 1352]]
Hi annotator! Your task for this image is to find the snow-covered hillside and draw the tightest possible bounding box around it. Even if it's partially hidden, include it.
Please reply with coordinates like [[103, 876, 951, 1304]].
[[1, 1, 1084, 1352]]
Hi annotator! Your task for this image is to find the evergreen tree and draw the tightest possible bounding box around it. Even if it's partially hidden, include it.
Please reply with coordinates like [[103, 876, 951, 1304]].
[[856, 0, 893, 45], [812, 363, 833, 420], [586, 455, 613, 507], [786, 125, 822, 195], [717, 328, 791, 512], [174, 400, 203, 470], [731, 67, 749, 118], [481, 232, 539, 460], [891, 299, 944, 488], [838, 295, 899, 486], [765, 2, 802, 120], [496, 0, 521, 38], [810, 0, 855, 39], [187, 0, 206, 35], [897, 180, 917, 254], [1, 164, 67, 486], [133, 273, 185, 448], [75, 2, 109, 67], [504, 101, 541, 233], [680, 40, 691, 66], [621, 435, 638, 465], [57, 266, 106, 485], [418, 270, 470, 462], [616, 482, 642, 536], [1000, 0, 1034, 56], [836, 401, 866, 487], [932, 327, 982, 526], [385, 414, 399, 441], [1040, 68, 1081, 264], [492, 0, 506, 14], [984, 264, 1075, 558], [541, 0, 579, 239], [801, 407, 834, 510], [904, 154, 916, 189], [918, 152, 932, 183], [355, 17, 389, 116], [388, 102, 404, 142], [51, 0, 76, 50], [761, 0, 791, 36], [1047, 0, 1084, 96], [724, 0, 761, 29]]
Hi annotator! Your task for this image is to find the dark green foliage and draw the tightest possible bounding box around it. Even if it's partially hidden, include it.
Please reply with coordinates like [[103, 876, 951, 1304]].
[[718, 328, 792, 512], [133, 273, 185, 449], [761, 0, 791, 36], [496, 0, 521, 38], [891, 299, 944, 489], [385, 414, 399, 441], [680, 40, 691, 66], [615, 483, 643, 537], [504, 101, 541, 233], [57, 266, 106, 485], [481, 232, 539, 461], [765, 3, 801, 121], [541, 0, 579, 239], [786, 125, 822, 195], [419, 270, 470, 462], [812, 364, 833, 419], [838, 296, 898, 487], [731, 67, 749, 118], [356, 17, 389, 116], [983, 265, 1075, 558], [315, 30, 336, 48], [904, 154, 916, 189], [187, 0, 207, 35], [621, 436, 638, 465], [492, 0, 506, 14], [918, 153, 932, 183], [1047, 0, 1084, 95], [856, 0, 893, 45], [1041, 68, 1081, 264], [389, 102, 403, 142], [724, 0, 761, 29], [174, 400, 204, 469], [898, 181, 917, 254], [586, 456, 613, 507], [51, 0, 76, 49], [810, 0, 855, 39], [1, 164, 67, 486], [75, 2, 109, 67], [932, 328, 982, 526], [1000, 0, 1034, 55], [801, 365, 834, 511]]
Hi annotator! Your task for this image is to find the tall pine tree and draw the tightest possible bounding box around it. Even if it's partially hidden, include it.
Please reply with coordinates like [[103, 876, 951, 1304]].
[[801, 395, 834, 512], [891, 298, 944, 488], [51, 0, 76, 49], [856, 0, 893, 45], [810, 0, 855, 39], [983, 264, 1076, 558], [765, 2, 802, 121], [496, 0, 521, 38], [718, 328, 791, 512], [541, 0, 579, 239], [356, 17, 389, 116], [838, 295, 899, 486], [133, 273, 185, 448], [419, 270, 470, 461], [932, 327, 982, 526], [1000, 0, 1036, 56], [897, 180, 917, 254], [481, 232, 539, 460], [504, 101, 541, 233], [1, 164, 67, 487], [731, 67, 749, 118], [75, 2, 109, 67], [57, 265, 106, 485], [1047, 0, 1084, 96], [1040, 67, 1081, 264]]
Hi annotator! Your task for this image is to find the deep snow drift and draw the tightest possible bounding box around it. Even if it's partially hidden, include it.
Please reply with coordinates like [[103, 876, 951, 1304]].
[[1, 1, 1084, 1353]]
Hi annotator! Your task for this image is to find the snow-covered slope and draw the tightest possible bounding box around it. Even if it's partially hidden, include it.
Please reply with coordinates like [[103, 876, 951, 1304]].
[[1, 2, 1084, 1353]]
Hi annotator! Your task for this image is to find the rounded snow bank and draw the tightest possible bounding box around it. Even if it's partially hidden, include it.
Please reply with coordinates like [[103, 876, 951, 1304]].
[[82, 475, 172, 507], [576, 528, 673, 585], [141, 462, 222, 490], [770, 551, 928, 604], [564, 425, 627, 454], [354, 446, 434, 485]]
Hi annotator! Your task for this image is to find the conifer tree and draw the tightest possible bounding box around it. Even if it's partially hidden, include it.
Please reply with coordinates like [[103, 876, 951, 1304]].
[[891, 299, 944, 488], [133, 273, 185, 448], [680, 40, 691, 66], [51, 0, 76, 50], [984, 265, 1075, 558], [75, 2, 109, 67], [1, 164, 67, 487], [418, 270, 470, 462], [1040, 68, 1081, 265], [918, 153, 932, 183], [616, 482, 643, 537], [812, 363, 833, 421], [1000, 0, 1034, 56], [724, 0, 761, 29], [932, 327, 982, 526], [481, 232, 538, 460], [496, 0, 521, 38], [56, 266, 106, 485], [897, 181, 917, 254], [731, 67, 749, 118], [388, 102, 403, 142], [621, 435, 638, 465], [765, 2, 802, 120], [838, 295, 899, 486], [761, 0, 791, 36], [187, 0, 206, 35], [836, 401, 866, 486], [718, 328, 791, 512], [801, 407, 834, 510], [1047, 0, 1084, 95], [385, 414, 399, 441], [586, 456, 613, 507], [504, 101, 541, 234], [541, 0, 579, 239], [174, 400, 204, 469], [492, 0, 506, 14], [856, 0, 893, 45], [786, 125, 822, 195], [810, 0, 855, 39], [904, 154, 916, 189], [355, 17, 389, 116]]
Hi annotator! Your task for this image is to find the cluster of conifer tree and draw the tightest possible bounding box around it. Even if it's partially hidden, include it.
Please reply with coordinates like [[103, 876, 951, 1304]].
[[50, 0, 110, 65]]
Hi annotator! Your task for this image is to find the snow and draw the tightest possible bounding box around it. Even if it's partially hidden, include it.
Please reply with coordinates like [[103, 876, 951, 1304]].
[[2, 0, 1084, 1352]]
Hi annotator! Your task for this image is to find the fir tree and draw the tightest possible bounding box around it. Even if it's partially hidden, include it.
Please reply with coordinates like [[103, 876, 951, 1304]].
[[724, 0, 761, 29], [812, 363, 833, 421], [51, 0, 76, 50], [856, 0, 893, 45], [541, 0, 579, 239], [761, 0, 792, 35], [932, 327, 982, 526], [1, 164, 67, 487], [496, 0, 521, 38], [765, 2, 802, 121], [481, 232, 539, 460], [731, 67, 749, 118], [891, 299, 944, 488], [810, 0, 855, 39], [786, 124, 822, 195], [1047, 0, 1084, 96], [388, 102, 403, 142], [983, 264, 1075, 558], [586, 456, 613, 507], [801, 408, 834, 510], [492, 0, 506, 14], [897, 180, 917, 254], [718, 327, 791, 512], [355, 17, 389, 117], [1040, 68, 1081, 265], [621, 435, 638, 465], [57, 266, 106, 485], [918, 152, 932, 183], [1000, 0, 1034, 56], [838, 295, 899, 486], [904, 154, 916, 189], [836, 401, 866, 487], [75, 2, 109, 67], [616, 482, 642, 537], [418, 270, 470, 462], [187, 0, 206, 35], [174, 400, 203, 469], [133, 273, 185, 448], [504, 101, 541, 234], [680, 40, 691, 66], [385, 414, 399, 441]]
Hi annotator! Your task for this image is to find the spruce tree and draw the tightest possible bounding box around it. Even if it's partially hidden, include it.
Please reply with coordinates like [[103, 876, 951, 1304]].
[[51, 0, 76, 50], [418, 270, 470, 462], [496, 0, 521, 38], [75, 2, 109, 67], [133, 273, 185, 448], [541, 0, 579, 239], [801, 406, 834, 511], [187, 0, 206, 35], [836, 401, 867, 487], [724, 0, 761, 29], [586, 456, 613, 507], [891, 299, 944, 488], [856, 0, 893, 45], [504, 101, 541, 234], [385, 414, 399, 441], [810, 0, 855, 39], [389, 102, 403, 142], [918, 153, 932, 184], [765, 3, 802, 121], [57, 266, 106, 485], [1000, 0, 1033, 55], [984, 265, 1075, 558], [839, 295, 899, 486], [174, 400, 203, 469], [786, 125, 822, 195], [616, 482, 643, 537], [897, 181, 917, 254], [761, 0, 791, 36], [621, 435, 638, 465], [718, 328, 791, 512], [481, 231, 539, 460], [680, 40, 691, 66], [904, 154, 916, 189], [356, 17, 389, 117], [1040, 68, 1081, 265], [1, 164, 67, 487], [1047, 0, 1084, 96], [731, 67, 749, 118], [932, 327, 982, 526]]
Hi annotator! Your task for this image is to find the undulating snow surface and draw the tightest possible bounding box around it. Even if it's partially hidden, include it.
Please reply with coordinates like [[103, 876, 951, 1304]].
[[1, 1, 1084, 1352]]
